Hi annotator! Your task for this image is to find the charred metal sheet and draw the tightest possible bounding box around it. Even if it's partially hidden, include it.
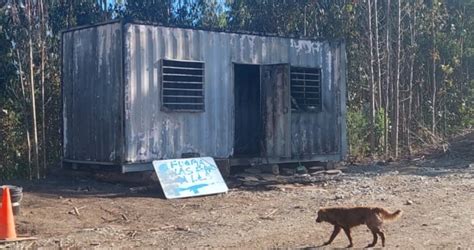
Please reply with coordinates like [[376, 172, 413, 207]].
[[261, 64, 291, 158], [290, 42, 340, 157], [123, 24, 343, 163], [62, 22, 347, 167], [62, 23, 123, 163]]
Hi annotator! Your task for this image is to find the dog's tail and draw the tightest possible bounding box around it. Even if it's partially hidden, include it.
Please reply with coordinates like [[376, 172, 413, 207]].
[[375, 208, 402, 221]]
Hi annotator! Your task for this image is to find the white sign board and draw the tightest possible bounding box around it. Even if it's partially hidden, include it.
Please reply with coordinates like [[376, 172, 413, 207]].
[[152, 157, 228, 199]]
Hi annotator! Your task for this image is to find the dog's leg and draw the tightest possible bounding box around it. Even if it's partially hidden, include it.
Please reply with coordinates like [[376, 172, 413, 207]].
[[378, 230, 386, 247], [367, 229, 378, 248], [323, 225, 341, 245], [342, 227, 353, 248]]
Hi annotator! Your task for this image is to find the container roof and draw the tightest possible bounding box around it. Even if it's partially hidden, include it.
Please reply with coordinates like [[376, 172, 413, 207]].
[[61, 19, 344, 43]]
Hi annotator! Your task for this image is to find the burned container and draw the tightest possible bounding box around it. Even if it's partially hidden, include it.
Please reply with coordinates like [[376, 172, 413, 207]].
[[61, 20, 347, 173]]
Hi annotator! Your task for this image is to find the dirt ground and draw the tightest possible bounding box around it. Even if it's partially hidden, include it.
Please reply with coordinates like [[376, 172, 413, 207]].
[[3, 133, 474, 249]]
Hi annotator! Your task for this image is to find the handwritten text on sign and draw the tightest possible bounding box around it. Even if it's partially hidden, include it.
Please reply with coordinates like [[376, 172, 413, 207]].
[[152, 157, 228, 199]]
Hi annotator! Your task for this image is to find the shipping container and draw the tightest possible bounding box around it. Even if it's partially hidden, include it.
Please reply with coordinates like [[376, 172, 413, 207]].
[[61, 20, 347, 173]]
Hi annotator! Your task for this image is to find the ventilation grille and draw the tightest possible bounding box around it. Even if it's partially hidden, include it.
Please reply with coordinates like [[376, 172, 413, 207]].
[[161, 60, 204, 111], [290, 67, 321, 112]]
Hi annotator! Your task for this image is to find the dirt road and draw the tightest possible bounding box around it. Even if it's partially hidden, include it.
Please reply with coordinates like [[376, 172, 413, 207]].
[[2, 161, 470, 249], [4, 133, 474, 248]]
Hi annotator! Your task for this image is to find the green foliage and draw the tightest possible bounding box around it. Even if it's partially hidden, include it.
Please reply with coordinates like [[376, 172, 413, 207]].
[[375, 108, 389, 153], [347, 108, 369, 157]]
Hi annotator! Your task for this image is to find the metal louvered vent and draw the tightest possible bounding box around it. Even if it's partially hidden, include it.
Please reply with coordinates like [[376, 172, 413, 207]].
[[290, 66, 321, 112], [161, 60, 205, 112]]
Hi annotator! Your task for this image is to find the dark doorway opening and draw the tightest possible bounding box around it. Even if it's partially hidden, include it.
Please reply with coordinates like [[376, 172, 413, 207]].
[[233, 64, 262, 157]]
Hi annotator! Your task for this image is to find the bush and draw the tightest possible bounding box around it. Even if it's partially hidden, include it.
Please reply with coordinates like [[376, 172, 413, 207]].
[[347, 108, 369, 157]]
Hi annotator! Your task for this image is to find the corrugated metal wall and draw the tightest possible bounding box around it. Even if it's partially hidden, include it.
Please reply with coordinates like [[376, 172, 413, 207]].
[[62, 22, 123, 163], [123, 24, 345, 163]]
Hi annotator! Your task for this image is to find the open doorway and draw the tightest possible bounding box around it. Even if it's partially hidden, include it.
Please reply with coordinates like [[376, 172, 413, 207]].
[[233, 64, 262, 157]]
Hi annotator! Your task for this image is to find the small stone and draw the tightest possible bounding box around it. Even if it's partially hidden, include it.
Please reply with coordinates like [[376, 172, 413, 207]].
[[244, 176, 259, 182], [310, 170, 326, 176], [261, 164, 280, 175], [296, 165, 308, 174], [295, 173, 310, 178], [335, 194, 344, 200], [421, 223, 428, 226], [405, 200, 413, 205], [309, 166, 325, 172], [258, 174, 278, 181], [244, 167, 262, 174], [325, 170, 342, 175], [376, 161, 388, 166], [281, 168, 295, 176], [468, 163, 474, 168]]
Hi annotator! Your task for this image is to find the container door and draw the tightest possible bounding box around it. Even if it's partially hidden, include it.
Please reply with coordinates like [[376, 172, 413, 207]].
[[260, 64, 291, 159]]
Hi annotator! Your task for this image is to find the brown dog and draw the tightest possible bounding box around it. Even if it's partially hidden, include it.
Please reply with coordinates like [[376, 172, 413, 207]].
[[316, 206, 402, 248]]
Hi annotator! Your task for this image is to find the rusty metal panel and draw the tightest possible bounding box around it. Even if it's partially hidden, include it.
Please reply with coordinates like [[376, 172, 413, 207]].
[[62, 22, 122, 163]]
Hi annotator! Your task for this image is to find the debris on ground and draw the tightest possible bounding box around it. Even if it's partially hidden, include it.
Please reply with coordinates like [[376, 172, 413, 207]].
[[6, 132, 474, 248]]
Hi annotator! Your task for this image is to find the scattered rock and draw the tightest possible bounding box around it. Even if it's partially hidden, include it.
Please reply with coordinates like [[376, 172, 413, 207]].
[[281, 168, 295, 176], [243, 176, 259, 182], [296, 165, 308, 174], [421, 223, 428, 226], [258, 174, 278, 182], [468, 163, 474, 168], [176, 226, 191, 231], [376, 161, 389, 166], [129, 186, 150, 193], [261, 164, 280, 175], [325, 170, 342, 175], [308, 166, 325, 172], [405, 200, 413, 205], [294, 174, 310, 178], [244, 167, 262, 174], [335, 194, 344, 200], [310, 170, 325, 176]]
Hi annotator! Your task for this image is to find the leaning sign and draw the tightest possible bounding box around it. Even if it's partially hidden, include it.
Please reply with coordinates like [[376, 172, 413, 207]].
[[152, 157, 228, 199]]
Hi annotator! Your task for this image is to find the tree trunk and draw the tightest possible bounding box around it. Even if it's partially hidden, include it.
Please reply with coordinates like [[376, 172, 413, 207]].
[[407, 6, 416, 155], [16, 49, 32, 180], [40, 0, 47, 178], [27, 1, 40, 179], [374, 0, 382, 109], [392, 0, 401, 158], [384, 0, 391, 156], [431, 19, 437, 135], [368, 0, 376, 154]]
